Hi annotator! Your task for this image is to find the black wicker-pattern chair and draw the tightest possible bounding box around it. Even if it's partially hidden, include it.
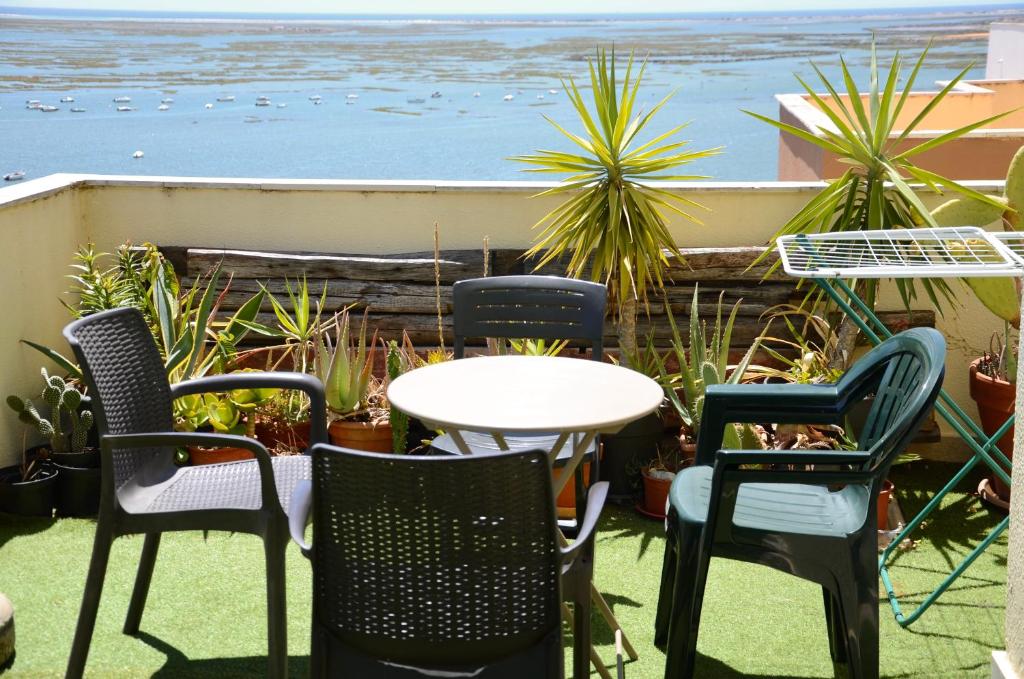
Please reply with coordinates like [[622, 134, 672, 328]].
[[63, 307, 328, 679], [289, 445, 609, 679], [430, 275, 607, 517]]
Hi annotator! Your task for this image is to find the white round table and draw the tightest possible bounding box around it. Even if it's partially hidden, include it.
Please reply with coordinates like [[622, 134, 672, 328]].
[[387, 354, 663, 676]]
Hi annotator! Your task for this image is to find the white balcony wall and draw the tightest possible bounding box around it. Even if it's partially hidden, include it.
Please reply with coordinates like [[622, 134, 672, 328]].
[[0, 174, 1008, 467]]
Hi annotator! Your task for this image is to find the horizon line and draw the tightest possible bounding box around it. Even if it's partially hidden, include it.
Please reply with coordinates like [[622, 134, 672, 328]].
[[4, 2, 1024, 15]]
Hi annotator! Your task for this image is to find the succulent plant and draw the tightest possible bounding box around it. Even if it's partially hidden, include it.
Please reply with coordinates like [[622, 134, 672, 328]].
[[316, 308, 378, 418], [386, 340, 409, 454], [7, 368, 94, 453]]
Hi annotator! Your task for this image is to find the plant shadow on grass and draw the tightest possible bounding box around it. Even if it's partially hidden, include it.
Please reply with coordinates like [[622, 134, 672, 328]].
[[885, 461, 1007, 571], [137, 632, 310, 678], [597, 504, 665, 560], [0, 512, 59, 550]]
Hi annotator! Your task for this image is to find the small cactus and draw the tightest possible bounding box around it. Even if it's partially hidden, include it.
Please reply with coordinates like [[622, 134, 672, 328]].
[[386, 340, 409, 454], [6, 368, 94, 453]]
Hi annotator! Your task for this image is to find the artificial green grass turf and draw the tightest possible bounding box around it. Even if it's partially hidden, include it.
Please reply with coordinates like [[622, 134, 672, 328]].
[[0, 460, 1008, 678]]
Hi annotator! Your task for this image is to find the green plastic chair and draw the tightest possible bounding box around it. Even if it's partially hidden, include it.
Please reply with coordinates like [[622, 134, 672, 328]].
[[653, 327, 945, 679]]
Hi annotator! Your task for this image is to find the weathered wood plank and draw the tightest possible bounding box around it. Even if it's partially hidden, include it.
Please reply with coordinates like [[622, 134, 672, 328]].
[[523, 246, 786, 281], [197, 279, 452, 315], [187, 248, 487, 283]]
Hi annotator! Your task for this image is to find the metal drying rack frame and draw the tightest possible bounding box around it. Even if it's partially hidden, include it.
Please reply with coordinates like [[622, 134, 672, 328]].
[[776, 226, 1019, 627]]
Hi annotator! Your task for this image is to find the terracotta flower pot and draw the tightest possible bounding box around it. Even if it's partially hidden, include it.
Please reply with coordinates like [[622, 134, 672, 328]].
[[877, 479, 895, 531], [551, 463, 591, 510], [640, 467, 676, 519], [187, 446, 254, 465], [255, 420, 312, 451], [328, 419, 393, 453], [969, 358, 1014, 503]]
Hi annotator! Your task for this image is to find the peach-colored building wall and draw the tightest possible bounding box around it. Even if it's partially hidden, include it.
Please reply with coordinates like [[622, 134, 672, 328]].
[[777, 80, 1024, 181]]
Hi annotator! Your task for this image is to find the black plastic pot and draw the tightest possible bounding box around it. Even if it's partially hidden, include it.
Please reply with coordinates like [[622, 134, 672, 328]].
[[0, 464, 58, 517], [49, 447, 101, 517], [52, 464, 100, 517], [600, 412, 664, 504]]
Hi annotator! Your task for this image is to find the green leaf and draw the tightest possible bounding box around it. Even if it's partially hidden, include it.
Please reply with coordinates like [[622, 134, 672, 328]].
[[20, 340, 82, 379]]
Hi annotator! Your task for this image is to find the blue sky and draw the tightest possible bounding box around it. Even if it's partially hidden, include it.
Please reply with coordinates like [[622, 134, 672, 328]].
[[3, 0, 1023, 12]]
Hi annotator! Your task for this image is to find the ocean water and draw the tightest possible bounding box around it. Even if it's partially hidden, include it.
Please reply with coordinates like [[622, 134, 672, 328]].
[[1, 5, 1022, 182]]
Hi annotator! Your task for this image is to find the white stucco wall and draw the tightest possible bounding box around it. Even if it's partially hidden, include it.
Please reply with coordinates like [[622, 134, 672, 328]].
[[0, 174, 1009, 468], [987, 23, 1024, 80]]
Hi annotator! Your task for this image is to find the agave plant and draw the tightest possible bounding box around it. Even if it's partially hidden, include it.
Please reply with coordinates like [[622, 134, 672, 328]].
[[315, 308, 378, 418], [513, 47, 721, 358], [660, 286, 762, 449], [745, 41, 1013, 361]]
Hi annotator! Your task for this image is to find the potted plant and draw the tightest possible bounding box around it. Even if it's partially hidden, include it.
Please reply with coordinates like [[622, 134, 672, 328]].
[[5, 369, 96, 516], [177, 379, 280, 465], [601, 335, 666, 504], [0, 439, 57, 517], [745, 41, 1012, 369], [661, 286, 764, 455], [512, 46, 720, 360], [928, 144, 1024, 505], [639, 447, 691, 519], [317, 308, 391, 452], [243, 277, 328, 448]]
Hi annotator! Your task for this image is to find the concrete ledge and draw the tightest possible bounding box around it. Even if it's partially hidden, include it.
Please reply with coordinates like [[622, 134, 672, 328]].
[[993, 651, 1021, 679], [0, 173, 1008, 212]]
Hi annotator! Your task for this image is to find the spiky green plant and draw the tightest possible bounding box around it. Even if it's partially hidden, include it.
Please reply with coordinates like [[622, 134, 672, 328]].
[[316, 308, 378, 418], [745, 41, 1013, 319], [386, 340, 409, 453], [934, 144, 1024, 381], [660, 287, 761, 449], [513, 47, 721, 358]]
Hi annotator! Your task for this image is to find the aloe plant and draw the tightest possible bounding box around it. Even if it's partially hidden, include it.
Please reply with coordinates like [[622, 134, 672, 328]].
[[316, 308, 378, 418], [660, 287, 761, 449], [513, 47, 720, 358]]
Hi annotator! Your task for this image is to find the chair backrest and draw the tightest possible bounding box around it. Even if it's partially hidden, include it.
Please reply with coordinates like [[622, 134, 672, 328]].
[[452, 275, 606, 359], [838, 327, 946, 473], [64, 307, 175, 488], [307, 444, 563, 675]]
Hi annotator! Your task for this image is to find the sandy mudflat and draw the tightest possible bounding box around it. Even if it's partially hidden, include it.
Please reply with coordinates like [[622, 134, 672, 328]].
[[1, 8, 1020, 91]]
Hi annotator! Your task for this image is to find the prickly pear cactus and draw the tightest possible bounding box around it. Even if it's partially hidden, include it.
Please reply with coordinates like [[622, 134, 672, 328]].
[[6, 369, 94, 453]]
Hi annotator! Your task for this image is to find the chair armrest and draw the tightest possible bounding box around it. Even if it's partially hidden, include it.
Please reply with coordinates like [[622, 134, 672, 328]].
[[102, 431, 280, 510], [170, 372, 328, 446], [714, 448, 873, 468], [561, 481, 609, 563], [288, 479, 312, 557], [710, 448, 876, 487], [697, 383, 845, 464]]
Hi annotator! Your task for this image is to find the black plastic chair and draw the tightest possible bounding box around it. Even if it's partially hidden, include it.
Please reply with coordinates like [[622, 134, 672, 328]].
[[430, 275, 607, 516], [62, 307, 328, 679], [289, 444, 609, 679], [653, 327, 946, 679]]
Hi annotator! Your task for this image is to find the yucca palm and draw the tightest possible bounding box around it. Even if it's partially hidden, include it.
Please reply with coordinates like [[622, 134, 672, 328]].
[[744, 41, 1013, 366], [513, 47, 721, 357], [745, 43, 1012, 353]]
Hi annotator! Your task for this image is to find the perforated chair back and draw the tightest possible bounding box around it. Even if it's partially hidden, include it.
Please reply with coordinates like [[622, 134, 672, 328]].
[[307, 444, 564, 677], [838, 327, 945, 475], [452, 276, 606, 359], [64, 307, 176, 489]]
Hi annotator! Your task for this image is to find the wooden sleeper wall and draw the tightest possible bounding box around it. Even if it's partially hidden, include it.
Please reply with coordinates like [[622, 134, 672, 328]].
[[168, 245, 933, 352]]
